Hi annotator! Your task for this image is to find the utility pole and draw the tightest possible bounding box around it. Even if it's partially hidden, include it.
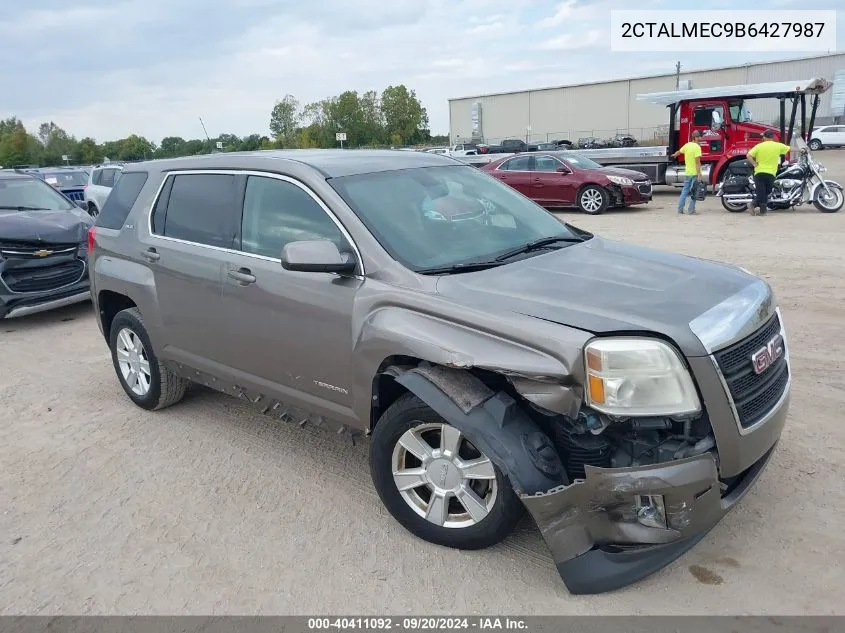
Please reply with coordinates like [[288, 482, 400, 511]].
[[675, 61, 681, 90], [199, 117, 213, 153]]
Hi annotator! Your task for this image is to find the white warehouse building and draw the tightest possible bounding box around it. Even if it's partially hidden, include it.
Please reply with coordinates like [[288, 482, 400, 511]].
[[448, 53, 845, 146]]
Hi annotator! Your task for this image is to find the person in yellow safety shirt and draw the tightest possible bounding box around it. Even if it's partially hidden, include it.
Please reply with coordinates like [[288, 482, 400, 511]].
[[671, 130, 703, 215], [746, 129, 791, 216]]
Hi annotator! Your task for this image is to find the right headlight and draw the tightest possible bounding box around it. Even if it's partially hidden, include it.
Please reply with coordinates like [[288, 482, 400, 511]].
[[584, 337, 701, 417]]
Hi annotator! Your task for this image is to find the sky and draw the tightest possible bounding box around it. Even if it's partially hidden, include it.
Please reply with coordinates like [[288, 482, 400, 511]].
[[1, 0, 842, 143]]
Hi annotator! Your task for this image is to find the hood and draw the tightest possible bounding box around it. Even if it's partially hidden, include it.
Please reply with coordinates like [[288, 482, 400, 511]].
[[435, 236, 769, 356], [592, 166, 650, 181], [0, 207, 93, 244]]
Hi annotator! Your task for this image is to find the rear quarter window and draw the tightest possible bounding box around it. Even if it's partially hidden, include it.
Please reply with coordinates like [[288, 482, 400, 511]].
[[95, 171, 149, 230], [155, 173, 240, 248]]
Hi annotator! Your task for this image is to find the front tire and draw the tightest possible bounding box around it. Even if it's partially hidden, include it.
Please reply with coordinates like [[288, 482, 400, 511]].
[[577, 185, 609, 215], [109, 307, 189, 410], [814, 185, 844, 213], [370, 393, 523, 550], [808, 139, 823, 151]]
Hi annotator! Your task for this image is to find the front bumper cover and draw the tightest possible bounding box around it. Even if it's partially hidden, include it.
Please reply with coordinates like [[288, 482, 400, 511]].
[[520, 442, 777, 595]]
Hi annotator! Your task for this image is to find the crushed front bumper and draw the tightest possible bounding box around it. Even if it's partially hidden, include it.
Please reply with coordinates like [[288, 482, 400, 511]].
[[520, 443, 778, 595]]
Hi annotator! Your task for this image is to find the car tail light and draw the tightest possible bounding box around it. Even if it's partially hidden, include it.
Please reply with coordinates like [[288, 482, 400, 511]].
[[87, 226, 96, 252]]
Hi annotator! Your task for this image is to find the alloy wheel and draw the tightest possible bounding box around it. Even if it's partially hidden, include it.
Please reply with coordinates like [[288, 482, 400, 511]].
[[391, 422, 498, 529], [116, 327, 152, 396]]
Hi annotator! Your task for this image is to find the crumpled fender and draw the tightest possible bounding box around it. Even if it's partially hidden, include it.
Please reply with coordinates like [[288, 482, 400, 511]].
[[393, 366, 568, 496]]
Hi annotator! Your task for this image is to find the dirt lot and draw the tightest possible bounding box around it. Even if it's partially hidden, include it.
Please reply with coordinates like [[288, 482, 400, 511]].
[[1, 151, 844, 615]]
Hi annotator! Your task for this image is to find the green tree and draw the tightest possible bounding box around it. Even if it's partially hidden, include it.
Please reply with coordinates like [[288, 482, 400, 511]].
[[117, 135, 155, 161], [0, 123, 41, 167], [158, 136, 187, 158], [269, 94, 301, 147], [75, 137, 102, 164], [380, 84, 429, 145]]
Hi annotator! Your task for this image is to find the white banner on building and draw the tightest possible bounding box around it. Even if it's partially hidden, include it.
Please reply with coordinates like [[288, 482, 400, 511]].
[[610, 10, 837, 52]]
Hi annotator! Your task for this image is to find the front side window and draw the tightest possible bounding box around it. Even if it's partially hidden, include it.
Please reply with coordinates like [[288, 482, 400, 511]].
[[240, 176, 345, 259], [0, 177, 75, 211], [534, 156, 562, 172], [329, 164, 582, 272], [158, 173, 239, 248], [560, 153, 603, 170]]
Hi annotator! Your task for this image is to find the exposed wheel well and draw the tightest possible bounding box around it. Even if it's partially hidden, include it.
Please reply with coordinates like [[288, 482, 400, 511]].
[[97, 291, 137, 341]]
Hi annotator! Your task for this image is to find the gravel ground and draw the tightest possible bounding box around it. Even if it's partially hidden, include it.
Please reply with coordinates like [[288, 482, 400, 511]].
[[1, 151, 844, 615]]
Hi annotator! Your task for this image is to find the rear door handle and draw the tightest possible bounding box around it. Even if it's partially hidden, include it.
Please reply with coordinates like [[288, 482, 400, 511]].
[[141, 248, 160, 262], [228, 267, 256, 285]]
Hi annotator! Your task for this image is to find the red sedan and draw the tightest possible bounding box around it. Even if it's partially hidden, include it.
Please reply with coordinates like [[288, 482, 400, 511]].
[[482, 152, 652, 214]]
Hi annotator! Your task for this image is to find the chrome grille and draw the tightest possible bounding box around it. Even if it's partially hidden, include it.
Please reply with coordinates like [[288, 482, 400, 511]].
[[713, 313, 788, 429], [0, 241, 78, 259], [2, 261, 86, 293]]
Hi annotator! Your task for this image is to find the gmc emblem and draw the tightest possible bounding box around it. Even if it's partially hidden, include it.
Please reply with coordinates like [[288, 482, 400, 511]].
[[751, 333, 784, 375]]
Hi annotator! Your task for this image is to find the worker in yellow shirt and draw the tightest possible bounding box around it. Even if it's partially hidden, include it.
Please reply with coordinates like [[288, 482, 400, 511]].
[[671, 130, 703, 215], [746, 129, 791, 216]]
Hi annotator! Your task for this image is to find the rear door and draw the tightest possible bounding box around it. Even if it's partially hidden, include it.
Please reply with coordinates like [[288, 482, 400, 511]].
[[490, 155, 532, 197], [220, 173, 363, 419], [142, 170, 244, 369], [831, 126, 845, 145]]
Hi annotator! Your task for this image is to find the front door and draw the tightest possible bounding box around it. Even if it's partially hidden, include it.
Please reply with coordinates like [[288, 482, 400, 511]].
[[490, 155, 533, 197], [530, 154, 575, 205], [691, 103, 725, 158], [221, 173, 363, 424], [141, 171, 243, 369]]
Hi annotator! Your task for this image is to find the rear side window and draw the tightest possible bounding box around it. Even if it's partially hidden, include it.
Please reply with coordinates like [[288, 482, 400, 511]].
[[95, 171, 149, 230], [99, 169, 119, 187], [157, 173, 239, 248], [92, 169, 102, 185]]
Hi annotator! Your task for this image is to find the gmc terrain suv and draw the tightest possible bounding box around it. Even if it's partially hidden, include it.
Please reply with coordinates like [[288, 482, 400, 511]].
[[88, 150, 790, 594]]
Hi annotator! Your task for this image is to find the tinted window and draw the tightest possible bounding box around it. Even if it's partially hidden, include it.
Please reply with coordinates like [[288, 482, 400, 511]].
[[241, 176, 344, 259], [95, 171, 149, 230], [534, 156, 561, 172], [500, 156, 531, 171], [99, 169, 119, 187], [160, 174, 239, 248]]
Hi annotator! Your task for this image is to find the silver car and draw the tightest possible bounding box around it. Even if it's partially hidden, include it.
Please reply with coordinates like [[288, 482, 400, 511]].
[[84, 163, 124, 216]]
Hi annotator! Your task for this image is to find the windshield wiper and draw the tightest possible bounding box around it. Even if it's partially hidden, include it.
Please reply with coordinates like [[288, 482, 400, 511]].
[[493, 235, 585, 262], [415, 261, 506, 275], [0, 205, 51, 211]]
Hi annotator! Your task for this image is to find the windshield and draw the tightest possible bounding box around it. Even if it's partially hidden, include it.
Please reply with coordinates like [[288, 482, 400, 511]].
[[560, 153, 603, 170], [0, 177, 76, 211], [328, 165, 580, 272], [42, 171, 88, 188]]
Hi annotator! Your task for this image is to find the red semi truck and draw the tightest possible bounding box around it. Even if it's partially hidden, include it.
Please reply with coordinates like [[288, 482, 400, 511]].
[[461, 77, 833, 188]]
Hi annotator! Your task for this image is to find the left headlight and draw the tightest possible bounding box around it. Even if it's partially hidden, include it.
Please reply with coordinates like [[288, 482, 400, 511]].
[[607, 175, 634, 186], [584, 337, 701, 417]]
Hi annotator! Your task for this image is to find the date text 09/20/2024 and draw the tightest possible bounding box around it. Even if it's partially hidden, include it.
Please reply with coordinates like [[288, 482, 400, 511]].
[[307, 617, 528, 630]]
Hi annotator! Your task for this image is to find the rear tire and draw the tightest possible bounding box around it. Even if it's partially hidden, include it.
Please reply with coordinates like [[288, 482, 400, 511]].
[[370, 393, 523, 551], [108, 308, 189, 410], [577, 185, 609, 215], [721, 197, 749, 213]]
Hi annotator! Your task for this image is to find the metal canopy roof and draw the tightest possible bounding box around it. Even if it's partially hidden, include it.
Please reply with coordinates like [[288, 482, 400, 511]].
[[637, 78, 833, 106]]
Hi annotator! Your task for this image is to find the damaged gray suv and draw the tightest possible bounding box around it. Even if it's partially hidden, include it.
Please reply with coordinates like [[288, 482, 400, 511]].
[[88, 150, 790, 594]]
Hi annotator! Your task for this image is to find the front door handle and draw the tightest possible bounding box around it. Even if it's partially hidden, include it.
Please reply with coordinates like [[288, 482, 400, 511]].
[[228, 267, 256, 285], [141, 248, 160, 262]]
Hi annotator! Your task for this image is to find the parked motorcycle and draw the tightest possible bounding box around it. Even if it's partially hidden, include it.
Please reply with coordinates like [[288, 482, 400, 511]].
[[716, 138, 844, 213]]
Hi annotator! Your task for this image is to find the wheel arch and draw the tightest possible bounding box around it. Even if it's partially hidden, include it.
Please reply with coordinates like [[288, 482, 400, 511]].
[[387, 365, 569, 495], [97, 290, 138, 342]]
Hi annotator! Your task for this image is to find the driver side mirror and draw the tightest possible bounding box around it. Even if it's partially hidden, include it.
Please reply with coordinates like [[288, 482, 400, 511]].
[[281, 240, 357, 275]]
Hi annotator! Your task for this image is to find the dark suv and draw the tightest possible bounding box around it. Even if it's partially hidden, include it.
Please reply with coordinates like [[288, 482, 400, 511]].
[[0, 171, 94, 319], [88, 150, 790, 594]]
